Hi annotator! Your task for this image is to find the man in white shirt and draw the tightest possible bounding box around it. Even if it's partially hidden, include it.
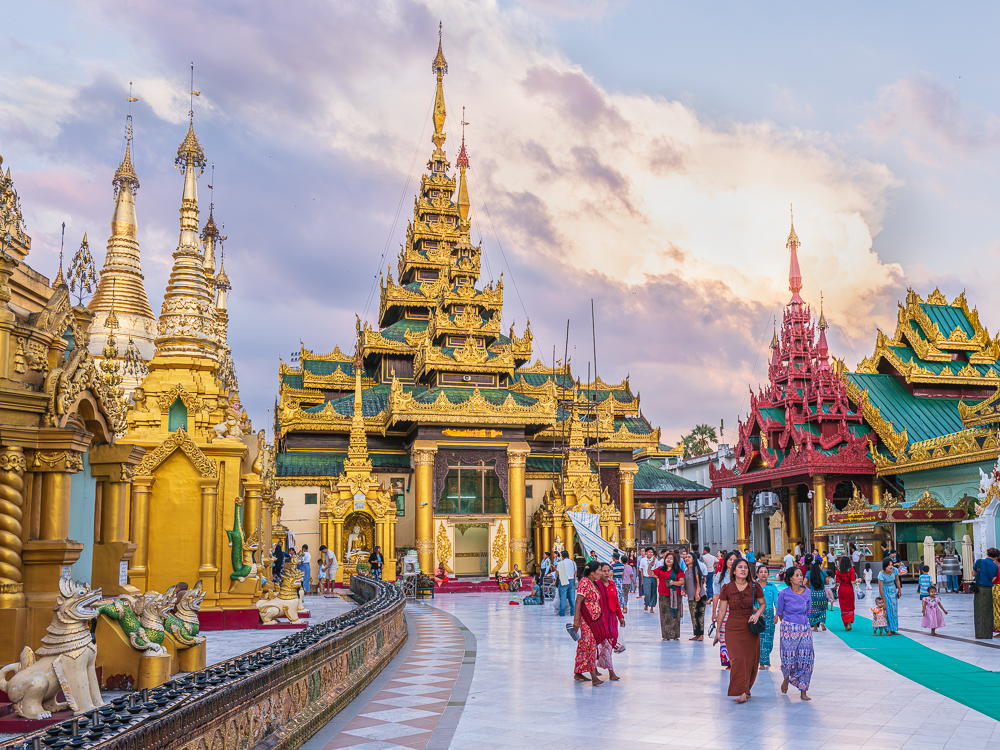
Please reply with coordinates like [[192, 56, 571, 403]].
[[318, 544, 338, 596], [784, 549, 795, 570], [702, 547, 717, 598], [299, 544, 312, 595], [851, 546, 862, 576], [638, 548, 658, 612], [556, 550, 577, 617]]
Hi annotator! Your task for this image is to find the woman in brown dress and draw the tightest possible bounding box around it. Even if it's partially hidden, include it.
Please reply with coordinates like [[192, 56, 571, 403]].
[[713, 558, 765, 703]]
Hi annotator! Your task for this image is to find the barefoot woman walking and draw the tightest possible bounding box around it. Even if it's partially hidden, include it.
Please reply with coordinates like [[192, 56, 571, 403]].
[[776, 567, 814, 701], [713, 559, 765, 704], [573, 561, 608, 685]]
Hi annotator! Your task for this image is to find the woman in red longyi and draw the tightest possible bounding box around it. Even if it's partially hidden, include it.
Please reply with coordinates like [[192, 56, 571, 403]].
[[834, 556, 857, 630]]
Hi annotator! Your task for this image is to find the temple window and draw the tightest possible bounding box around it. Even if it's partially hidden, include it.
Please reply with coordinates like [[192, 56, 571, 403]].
[[305, 493, 317, 505], [168, 397, 188, 432], [437, 461, 506, 515]]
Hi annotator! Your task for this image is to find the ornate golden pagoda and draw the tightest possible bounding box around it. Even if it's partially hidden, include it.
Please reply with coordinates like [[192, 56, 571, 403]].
[[88, 111, 156, 396], [275, 30, 659, 580], [117, 111, 266, 627]]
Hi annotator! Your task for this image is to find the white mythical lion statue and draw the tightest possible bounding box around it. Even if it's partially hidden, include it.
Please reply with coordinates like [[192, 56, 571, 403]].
[[0, 577, 106, 719]]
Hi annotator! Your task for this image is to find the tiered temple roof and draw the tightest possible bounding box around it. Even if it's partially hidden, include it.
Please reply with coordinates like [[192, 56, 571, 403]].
[[275, 36, 659, 487], [712, 219, 874, 492], [842, 288, 1000, 479]]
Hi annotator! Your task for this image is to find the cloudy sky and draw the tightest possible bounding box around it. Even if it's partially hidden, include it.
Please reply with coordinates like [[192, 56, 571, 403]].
[[2, 0, 1000, 445]]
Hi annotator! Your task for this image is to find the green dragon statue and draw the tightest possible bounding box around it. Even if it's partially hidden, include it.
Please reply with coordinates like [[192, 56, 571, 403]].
[[227, 502, 259, 582], [96, 590, 173, 653], [162, 581, 207, 646]]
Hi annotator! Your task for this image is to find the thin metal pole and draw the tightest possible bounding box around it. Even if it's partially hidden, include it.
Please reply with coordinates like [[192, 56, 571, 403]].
[[592, 299, 602, 494]]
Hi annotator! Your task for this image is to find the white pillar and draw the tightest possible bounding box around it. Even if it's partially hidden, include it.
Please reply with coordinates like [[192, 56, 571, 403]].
[[923, 536, 935, 578], [962, 534, 974, 586]]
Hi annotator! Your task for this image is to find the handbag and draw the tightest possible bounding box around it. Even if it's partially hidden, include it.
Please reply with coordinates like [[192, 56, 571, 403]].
[[747, 583, 766, 635], [855, 584, 865, 600]]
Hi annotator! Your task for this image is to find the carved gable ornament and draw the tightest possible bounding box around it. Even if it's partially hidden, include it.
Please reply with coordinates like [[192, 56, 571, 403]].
[[157, 384, 203, 413], [135, 427, 218, 478]]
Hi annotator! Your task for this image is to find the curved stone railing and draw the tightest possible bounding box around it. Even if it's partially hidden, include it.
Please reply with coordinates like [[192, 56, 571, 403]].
[[8, 576, 406, 750]]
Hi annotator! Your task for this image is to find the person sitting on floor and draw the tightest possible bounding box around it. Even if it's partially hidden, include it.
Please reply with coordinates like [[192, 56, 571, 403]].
[[434, 562, 450, 587], [523, 575, 544, 604]]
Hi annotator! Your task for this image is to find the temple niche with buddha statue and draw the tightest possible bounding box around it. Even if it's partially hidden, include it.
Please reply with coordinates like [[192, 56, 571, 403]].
[[274, 31, 661, 581]]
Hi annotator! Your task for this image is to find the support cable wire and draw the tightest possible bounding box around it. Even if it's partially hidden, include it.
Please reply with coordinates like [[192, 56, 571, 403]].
[[468, 164, 529, 322], [730, 287, 781, 447], [797, 254, 859, 364], [361, 98, 434, 324]]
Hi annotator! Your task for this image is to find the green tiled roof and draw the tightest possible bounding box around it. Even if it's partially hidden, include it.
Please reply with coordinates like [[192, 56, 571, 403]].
[[527, 455, 562, 473], [634, 461, 713, 493], [843, 373, 966, 443], [277, 451, 345, 477], [303, 384, 393, 417], [276, 451, 410, 478], [304, 359, 353, 377], [578, 389, 634, 403], [760, 407, 785, 424], [411, 387, 539, 407], [511, 372, 574, 388], [888, 344, 1000, 377], [380, 318, 428, 342], [282, 372, 303, 389], [615, 416, 653, 435], [923, 304, 975, 339]]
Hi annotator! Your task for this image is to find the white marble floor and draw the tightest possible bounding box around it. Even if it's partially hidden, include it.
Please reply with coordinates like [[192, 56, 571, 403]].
[[420, 588, 1000, 750]]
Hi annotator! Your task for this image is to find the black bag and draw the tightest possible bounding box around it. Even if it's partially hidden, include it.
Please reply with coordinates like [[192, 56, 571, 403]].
[[747, 582, 767, 635]]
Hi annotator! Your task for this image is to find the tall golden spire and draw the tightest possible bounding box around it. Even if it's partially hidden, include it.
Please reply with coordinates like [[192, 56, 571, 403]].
[[89, 92, 157, 391], [343, 331, 372, 475], [53, 222, 66, 288], [91, 99, 154, 318], [154, 85, 217, 359], [431, 21, 448, 153], [456, 107, 470, 231]]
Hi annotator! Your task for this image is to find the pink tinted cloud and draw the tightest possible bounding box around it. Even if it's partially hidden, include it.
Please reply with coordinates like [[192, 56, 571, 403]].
[[865, 74, 1000, 165]]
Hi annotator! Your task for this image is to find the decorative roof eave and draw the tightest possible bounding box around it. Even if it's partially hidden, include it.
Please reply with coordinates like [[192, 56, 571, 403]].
[[302, 368, 378, 391], [387, 380, 557, 427], [596, 423, 661, 451], [362, 327, 416, 355], [300, 344, 353, 363], [276, 401, 389, 435], [839, 372, 909, 458], [871, 426, 998, 477], [443, 283, 503, 312], [424, 306, 501, 342], [710, 452, 875, 491], [412, 342, 515, 379], [959, 385, 1000, 427], [857, 329, 997, 386]]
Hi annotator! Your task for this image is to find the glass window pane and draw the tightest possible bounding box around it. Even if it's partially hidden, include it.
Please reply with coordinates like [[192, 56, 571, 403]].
[[460, 470, 482, 514], [438, 470, 460, 514], [484, 469, 506, 514]]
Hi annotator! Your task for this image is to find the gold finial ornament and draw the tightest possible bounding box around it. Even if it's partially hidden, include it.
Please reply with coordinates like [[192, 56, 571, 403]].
[[431, 22, 448, 151], [770, 318, 778, 349], [67, 232, 97, 305], [787, 204, 799, 248], [456, 107, 470, 225], [53, 222, 66, 288], [819, 292, 827, 329]]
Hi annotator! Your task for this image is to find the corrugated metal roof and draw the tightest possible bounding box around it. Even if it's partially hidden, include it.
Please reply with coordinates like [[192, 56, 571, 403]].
[[634, 460, 713, 494], [923, 304, 975, 338], [843, 372, 964, 442]]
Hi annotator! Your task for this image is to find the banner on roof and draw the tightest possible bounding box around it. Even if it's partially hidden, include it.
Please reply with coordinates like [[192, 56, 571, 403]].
[[567, 511, 623, 564]]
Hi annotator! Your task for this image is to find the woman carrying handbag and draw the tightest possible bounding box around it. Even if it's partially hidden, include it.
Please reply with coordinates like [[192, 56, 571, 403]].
[[712, 558, 765, 704]]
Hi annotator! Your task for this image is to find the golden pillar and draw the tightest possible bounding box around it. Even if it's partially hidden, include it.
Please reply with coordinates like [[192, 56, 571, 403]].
[[90, 444, 142, 597], [533, 522, 542, 572], [507, 443, 529, 572], [199, 479, 218, 578], [736, 486, 748, 549], [619, 462, 638, 550], [22, 447, 87, 648], [787, 488, 801, 548], [413, 441, 437, 574], [540, 520, 551, 558], [678, 502, 688, 546], [0, 446, 26, 608], [0, 256, 16, 378], [128, 476, 154, 590], [812, 474, 828, 555], [655, 504, 666, 545]]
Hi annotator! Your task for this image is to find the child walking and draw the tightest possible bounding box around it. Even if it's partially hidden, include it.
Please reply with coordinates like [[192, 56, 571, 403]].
[[871, 596, 888, 635], [921, 585, 948, 635], [863, 563, 873, 593]]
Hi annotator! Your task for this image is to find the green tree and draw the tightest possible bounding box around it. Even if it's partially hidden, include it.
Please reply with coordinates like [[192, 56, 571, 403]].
[[681, 424, 718, 459]]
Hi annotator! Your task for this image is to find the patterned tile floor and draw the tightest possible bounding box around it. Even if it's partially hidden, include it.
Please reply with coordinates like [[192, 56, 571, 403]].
[[303, 586, 1000, 750], [311, 604, 471, 750]]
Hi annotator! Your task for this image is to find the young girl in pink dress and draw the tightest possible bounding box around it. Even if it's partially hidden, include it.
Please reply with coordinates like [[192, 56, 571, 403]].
[[921, 585, 948, 635], [871, 597, 888, 635]]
